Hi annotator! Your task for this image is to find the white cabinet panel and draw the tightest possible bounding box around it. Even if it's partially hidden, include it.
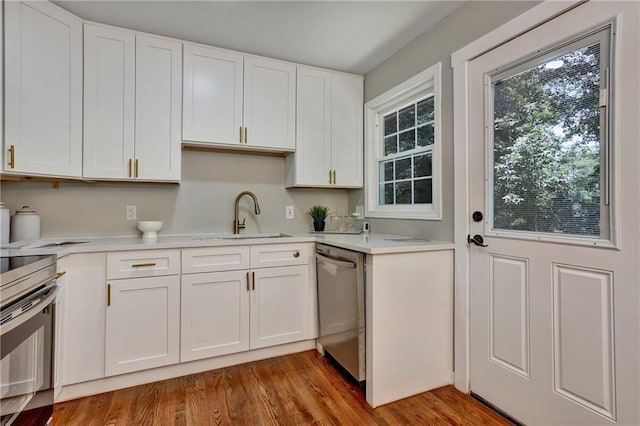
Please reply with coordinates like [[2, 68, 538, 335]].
[[182, 44, 243, 144], [181, 271, 250, 362], [243, 57, 296, 151], [135, 35, 182, 181], [182, 246, 250, 274], [291, 67, 332, 186], [83, 24, 135, 179], [182, 45, 295, 153], [62, 253, 107, 386], [287, 67, 363, 188], [53, 256, 67, 399], [106, 249, 181, 279], [331, 73, 363, 187], [250, 265, 309, 349], [105, 275, 180, 376], [4, 1, 82, 177], [250, 243, 309, 268]]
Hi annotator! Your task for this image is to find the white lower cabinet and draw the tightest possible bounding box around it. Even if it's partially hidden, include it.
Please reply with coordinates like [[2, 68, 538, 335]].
[[181, 244, 313, 363], [105, 275, 180, 376], [62, 253, 107, 386], [181, 271, 250, 361], [250, 265, 309, 349]]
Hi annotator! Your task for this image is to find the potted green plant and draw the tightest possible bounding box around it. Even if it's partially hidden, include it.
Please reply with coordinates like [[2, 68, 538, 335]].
[[308, 205, 330, 232]]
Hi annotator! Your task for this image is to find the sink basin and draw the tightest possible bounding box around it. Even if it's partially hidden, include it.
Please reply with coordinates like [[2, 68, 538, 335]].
[[193, 233, 290, 241]]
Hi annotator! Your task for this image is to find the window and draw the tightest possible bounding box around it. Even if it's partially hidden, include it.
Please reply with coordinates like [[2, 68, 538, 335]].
[[489, 27, 611, 241], [365, 63, 441, 219]]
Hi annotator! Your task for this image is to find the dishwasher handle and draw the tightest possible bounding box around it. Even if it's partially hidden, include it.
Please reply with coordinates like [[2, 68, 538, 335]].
[[315, 252, 357, 269]]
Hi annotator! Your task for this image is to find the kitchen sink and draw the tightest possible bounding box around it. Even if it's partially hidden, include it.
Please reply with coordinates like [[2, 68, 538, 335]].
[[193, 233, 291, 241]]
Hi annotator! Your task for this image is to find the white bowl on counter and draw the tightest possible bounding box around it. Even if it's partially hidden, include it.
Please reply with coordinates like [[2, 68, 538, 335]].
[[137, 221, 163, 240]]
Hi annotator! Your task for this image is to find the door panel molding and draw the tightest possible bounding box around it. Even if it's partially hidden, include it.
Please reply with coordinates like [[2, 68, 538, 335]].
[[552, 264, 615, 420], [489, 255, 530, 378]]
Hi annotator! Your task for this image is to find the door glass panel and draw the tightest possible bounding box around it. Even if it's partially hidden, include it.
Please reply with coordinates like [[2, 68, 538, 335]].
[[492, 35, 608, 238]]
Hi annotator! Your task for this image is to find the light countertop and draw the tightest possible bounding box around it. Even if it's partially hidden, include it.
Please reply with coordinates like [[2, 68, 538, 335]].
[[1, 232, 453, 257]]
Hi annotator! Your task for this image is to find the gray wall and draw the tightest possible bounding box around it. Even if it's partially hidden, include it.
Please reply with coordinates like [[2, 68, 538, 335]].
[[1, 150, 349, 238], [349, 1, 539, 240]]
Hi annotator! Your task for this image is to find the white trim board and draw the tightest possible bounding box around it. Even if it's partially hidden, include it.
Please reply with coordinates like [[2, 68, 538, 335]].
[[450, 0, 582, 393]]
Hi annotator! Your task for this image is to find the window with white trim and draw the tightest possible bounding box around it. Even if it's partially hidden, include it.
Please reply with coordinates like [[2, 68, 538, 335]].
[[365, 63, 441, 220]]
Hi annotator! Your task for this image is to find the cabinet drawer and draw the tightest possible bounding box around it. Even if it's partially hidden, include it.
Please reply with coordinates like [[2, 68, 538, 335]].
[[182, 246, 251, 274], [251, 243, 310, 268], [107, 250, 180, 279]]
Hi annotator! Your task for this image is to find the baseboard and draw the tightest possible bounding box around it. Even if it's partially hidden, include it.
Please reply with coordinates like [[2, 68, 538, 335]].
[[57, 340, 316, 403]]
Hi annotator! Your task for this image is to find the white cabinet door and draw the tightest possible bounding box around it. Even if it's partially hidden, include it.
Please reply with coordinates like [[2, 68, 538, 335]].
[[83, 24, 135, 179], [62, 253, 107, 386], [4, 1, 82, 177], [243, 57, 296, 151], [291, 67, 332, 186], [331, 73, 363, 187], [135, 35, 182, 181], [181, 271, 250, 362], [250, 265, 309, 349], [182, 44, 243, 144], [105, 275, 180, 376]]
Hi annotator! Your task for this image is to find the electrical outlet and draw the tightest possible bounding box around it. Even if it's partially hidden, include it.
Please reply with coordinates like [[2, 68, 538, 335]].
[[126, 205, 137, 221], [285, 205, 295, 219]]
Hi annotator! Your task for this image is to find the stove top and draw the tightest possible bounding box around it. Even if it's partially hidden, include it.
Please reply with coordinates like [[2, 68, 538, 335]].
[[0, 255, 56, 307], [1, 255, 54, 275]]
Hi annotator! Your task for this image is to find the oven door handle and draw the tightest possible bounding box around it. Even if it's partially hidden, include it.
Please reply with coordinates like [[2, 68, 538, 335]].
[[316, 252, 357, 269], [0, 285, 58, 336]]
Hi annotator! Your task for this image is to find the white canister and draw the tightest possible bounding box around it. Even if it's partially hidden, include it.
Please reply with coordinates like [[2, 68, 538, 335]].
[[0, 203, 9, 245], [10, 206, 41, 242]]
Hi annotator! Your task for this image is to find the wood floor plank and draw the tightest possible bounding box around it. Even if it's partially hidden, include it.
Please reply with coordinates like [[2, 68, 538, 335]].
[[55, 350, 510, 425]]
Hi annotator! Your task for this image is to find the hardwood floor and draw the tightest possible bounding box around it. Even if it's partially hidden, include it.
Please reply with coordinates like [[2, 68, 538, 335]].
[[54, 350, 510, 425]]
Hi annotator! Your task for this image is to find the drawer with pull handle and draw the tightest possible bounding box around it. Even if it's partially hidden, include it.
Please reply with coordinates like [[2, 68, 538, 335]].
[[182, 246, 250, 274], [250, 243, 310, 268], [107, 250, 180, 279]]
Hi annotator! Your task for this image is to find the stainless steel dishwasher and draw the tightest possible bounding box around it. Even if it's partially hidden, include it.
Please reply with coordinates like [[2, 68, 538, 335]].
[[316, 243, 365, 383]]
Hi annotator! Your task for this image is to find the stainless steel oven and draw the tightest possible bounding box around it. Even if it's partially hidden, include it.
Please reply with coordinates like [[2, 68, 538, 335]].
[[0, 255, 57, 426]]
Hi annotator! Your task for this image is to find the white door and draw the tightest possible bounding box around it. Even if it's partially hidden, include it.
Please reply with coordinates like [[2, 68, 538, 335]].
[[4, 1, 82, 177], [182, 44, 243, 144], [181, 271, 250, 362], [105, 275, 180, 376], [468, 2, 639, 425], [135, 35, 182, 181], [83, 24, 135, 179], [243, 57, 296, 151], [331, 73, 363, 187], [250, 265, 309, 349]]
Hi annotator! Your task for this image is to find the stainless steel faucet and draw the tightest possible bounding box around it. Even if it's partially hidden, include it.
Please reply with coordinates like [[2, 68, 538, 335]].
[[233, 191, 261, 234]]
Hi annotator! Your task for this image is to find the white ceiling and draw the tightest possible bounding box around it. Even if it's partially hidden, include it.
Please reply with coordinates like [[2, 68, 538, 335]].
[[54, 1, 464, 75]]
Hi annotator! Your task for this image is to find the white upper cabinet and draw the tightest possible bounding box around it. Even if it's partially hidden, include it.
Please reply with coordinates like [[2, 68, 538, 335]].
[[331, 73, 364, 187], [83, 27, 182, 182], [289, 67, 332, 186], [83, 24, 135, 179], [182, 44, 296, 153], [4, 1, 82, 177], [182, 44, 243, 145], [135, 35, 182, 181], [243, 57, 296, 151], [286, 67, 363, 188]]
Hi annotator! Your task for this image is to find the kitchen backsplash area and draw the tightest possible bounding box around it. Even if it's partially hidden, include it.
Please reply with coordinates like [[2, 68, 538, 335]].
[[0, 150, 349, 238]]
